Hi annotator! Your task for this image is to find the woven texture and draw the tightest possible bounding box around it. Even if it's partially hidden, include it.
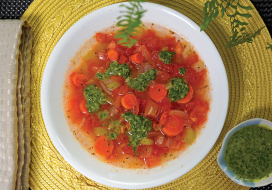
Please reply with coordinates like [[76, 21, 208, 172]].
[[0, 20, 32, 190], [1, 0, 272, 38], [20, 0, 272, 189]]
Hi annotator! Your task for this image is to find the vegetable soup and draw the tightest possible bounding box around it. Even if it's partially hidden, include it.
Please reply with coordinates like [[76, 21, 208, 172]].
[[63, 24, 212, 169]]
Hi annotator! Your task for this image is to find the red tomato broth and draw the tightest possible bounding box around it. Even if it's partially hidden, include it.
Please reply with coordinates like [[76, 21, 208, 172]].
[[63, 24, 212, 169]]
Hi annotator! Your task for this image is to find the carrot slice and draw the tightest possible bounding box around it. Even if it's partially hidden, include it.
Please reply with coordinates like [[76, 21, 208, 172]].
[[121, 94, 137, 110], [159, 111, 184, 136], [149, 84, 167, 102], [72, 73, 88, 87], [130, 53, 144, 64], [107, 49, 119, 61], [79, 100, 88, 114], [94, 136, 114, 157], [177, 85, 194, 104]]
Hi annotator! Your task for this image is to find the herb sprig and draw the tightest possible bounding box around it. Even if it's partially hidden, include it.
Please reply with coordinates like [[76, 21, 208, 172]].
[[200, 0, 265, 48], [267, 43, 272, 51], [114, 0, 147, 47]]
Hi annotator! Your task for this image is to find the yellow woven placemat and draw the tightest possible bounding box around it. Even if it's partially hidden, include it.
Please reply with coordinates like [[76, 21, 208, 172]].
[[22, 0, 272, 189]]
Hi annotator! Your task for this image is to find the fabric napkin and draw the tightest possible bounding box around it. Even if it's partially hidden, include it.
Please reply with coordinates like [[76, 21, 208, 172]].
[[0, 20, 32, 190]]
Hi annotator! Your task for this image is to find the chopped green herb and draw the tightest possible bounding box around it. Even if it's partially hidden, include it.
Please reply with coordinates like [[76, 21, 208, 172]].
[[168, 78, 189, 102], [108, 132, 118, 140], [84, 84, 106, 113], [158, 50, 176, 64], [179, 68, 186, 75], [224, 125, 272, 181], [122, 112, 152, 152], [127, 69, 157, 91], [98, 110, 109, 121], [95, 61, 130, 80]]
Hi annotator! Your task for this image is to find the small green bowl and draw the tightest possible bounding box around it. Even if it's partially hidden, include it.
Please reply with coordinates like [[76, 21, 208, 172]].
[[217, 118, 272, 187]]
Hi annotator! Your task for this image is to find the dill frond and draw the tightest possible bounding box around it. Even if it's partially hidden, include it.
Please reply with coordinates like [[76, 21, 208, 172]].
[[200, 0, 265, 48], [114, 0, 147, 48]]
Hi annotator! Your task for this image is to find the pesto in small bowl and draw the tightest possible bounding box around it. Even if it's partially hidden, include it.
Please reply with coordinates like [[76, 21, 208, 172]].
[[218, 118, 272, 187]]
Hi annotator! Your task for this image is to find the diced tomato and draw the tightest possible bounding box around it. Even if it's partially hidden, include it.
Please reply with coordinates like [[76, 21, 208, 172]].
[[147, 131, 163, 138], [117, 134, 130, 145], [174, 41, 183, 55], [91, 113, 103, 128], [171, 139, 185, 150], [190, 100, 209, 126], [184, 68, 206, 87], [69, 95, 83, 113], [71, 73, 88, 87], [138, 145, 153, 158], [138, 98, 146, 115], [96, 33, 107, 43], [156, 38, 175, 50], [144, 156, 161, 168], [161, 136, 183, 150], [132, 101, 139, 115], [134, 90, 146, 99], [172, 64, 181, 77], [80, 116, 93, 134], [155, 135, 166, 147], [118, 54, 128, 64], [157, 97, 171, 115], [79, 100, 88, 114], [142, 37, 158, 51], [184, 53, 199, 65], [87, 62, 105, 78], [122, 145, 134, 155], [113, 95, 122, 108], [155, 71, 170, 84], [107, 41, 116, 49], [113, 85, 128, 96], [180, 100, 195, 112], [95, 33, 113, 43], [98, 52, 108, 61], [152, 144, 169, 157], [124, 47, 135, 55]]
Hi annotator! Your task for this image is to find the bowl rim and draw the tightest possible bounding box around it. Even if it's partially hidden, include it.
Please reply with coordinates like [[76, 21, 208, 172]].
[[41, 2, 229, 189], [217, 118, 272, 187]]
